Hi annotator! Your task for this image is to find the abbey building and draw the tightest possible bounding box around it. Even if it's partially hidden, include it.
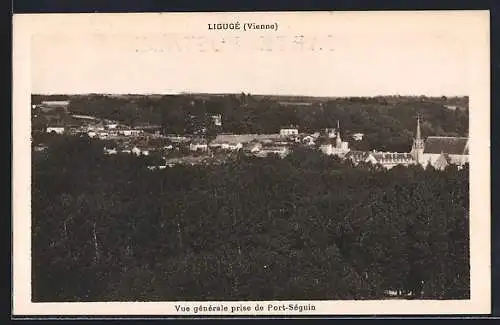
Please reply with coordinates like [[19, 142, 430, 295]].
[[410, 116, 469, 170], [327, 116, 469, 170]]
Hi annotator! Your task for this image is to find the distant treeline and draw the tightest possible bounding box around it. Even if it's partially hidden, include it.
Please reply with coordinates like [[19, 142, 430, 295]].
[[32, 94, 469, 152], [32, 135, 469, 301]]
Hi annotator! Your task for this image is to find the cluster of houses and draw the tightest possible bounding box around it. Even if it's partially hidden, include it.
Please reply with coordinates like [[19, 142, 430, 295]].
[[45, 114, 161, 140], [188, 133, 292, 158], [143, 117, 469, 171], [36, 100, 469, 170], [45, 117, 469, 171]]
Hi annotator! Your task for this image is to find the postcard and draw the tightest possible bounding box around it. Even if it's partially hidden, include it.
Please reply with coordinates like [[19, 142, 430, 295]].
[[12, 11, 491, 316]]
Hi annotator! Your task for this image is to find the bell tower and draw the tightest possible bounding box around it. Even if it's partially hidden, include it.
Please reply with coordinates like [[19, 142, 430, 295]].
[[336, 120, 342, 149], [411, 115, 425, 164]]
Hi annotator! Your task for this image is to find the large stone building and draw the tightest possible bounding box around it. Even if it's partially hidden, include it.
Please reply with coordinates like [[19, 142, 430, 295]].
[[345, 116, 469, 170], [410, 116, 469, 170], [421, 136, 469, 168], [365, 151, 415, 169]]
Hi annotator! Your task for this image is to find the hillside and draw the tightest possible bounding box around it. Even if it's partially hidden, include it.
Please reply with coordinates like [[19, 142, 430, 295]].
[[32, 94, 469, 152]]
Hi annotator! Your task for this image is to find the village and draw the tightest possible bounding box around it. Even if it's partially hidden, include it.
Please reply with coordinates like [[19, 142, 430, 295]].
[[33, 99, 470, 171]]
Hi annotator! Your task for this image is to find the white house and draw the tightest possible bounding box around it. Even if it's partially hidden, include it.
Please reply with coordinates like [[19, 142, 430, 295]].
[[46, 126, 65, 134], [87, 124, 105, 132], [221, 142, 243, 150], [352, 133, 365, 141], [209, 135, 243, 151], [190, 139, 209, 151], [104, 147, 118, 155], [147, 165, 167, 170], [302, 135, 316, 146], [247, 142, 262, 153], [132, 147, 142, 156], [279, 128, 299, 137], [34, 145, 48, 152], [120, 129, 143, 136], [211, 114, 222, 126], [97, 131, 109, 139], [166, 135, 190, 142]]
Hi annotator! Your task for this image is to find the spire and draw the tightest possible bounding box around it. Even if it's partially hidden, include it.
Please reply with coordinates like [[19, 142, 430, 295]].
[[336, 120, 342, 148], [416, 114, 421, 140], [411, 114, 425, 164]]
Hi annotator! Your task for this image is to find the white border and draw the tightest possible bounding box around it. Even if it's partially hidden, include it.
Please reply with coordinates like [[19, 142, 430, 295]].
[[12, 11, 491, 316]]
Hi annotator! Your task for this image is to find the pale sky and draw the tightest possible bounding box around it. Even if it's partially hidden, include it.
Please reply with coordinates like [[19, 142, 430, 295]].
[[23, 11, 489, 96]]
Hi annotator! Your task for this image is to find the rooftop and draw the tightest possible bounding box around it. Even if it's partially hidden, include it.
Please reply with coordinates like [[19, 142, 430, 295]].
[[345, 150, 369, 159], [424, 136, 469, 155], [370, 152, 413, 161], [211, 134, 282, 145]]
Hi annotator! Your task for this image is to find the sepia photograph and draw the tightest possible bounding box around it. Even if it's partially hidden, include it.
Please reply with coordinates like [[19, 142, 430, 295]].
[[13, 11, 490, 316]]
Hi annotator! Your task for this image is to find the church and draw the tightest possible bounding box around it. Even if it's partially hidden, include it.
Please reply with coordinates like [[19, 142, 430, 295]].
[[319, 121, 350, 157], [343, 116, 469, 170], [410, 116, 469, 170]]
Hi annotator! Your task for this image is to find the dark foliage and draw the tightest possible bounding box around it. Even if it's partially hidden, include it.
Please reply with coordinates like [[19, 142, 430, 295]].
[[32, 135, 469, 301], [33, 94, 469, 152]]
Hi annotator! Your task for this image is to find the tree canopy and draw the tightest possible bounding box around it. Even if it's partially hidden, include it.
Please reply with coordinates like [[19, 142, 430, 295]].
[[32, 135, 469, 301], [33, 94, 469, 152]]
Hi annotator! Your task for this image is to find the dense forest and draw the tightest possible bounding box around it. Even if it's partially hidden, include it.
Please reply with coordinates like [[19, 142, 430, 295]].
[[32, 135, 469, 301], [32, 94, 469, 152]]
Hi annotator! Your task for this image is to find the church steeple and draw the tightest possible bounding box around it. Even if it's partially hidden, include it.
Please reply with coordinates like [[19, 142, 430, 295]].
[[336, 120, 342, 148], [416, 115, 422, 141], [411, 114, 425, 164]]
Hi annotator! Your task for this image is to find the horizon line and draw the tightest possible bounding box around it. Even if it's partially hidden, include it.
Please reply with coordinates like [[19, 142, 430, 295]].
[[31, 92, 470, 98]]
